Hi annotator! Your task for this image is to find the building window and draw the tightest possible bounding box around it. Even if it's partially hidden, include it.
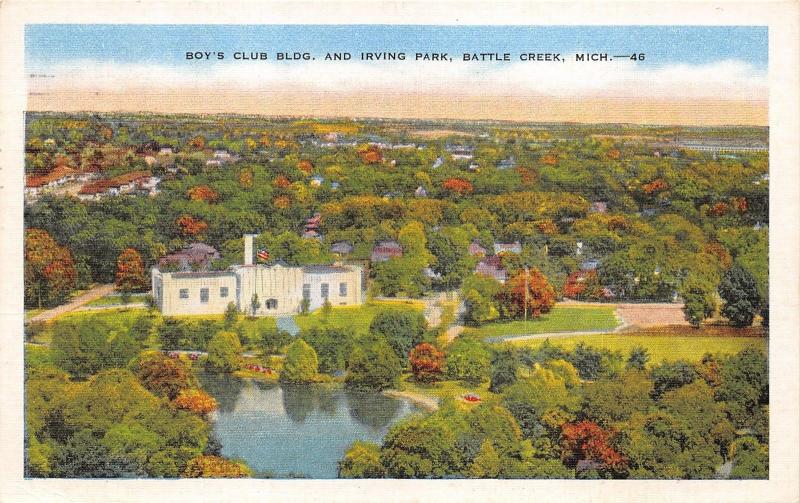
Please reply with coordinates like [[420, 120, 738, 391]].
[[220, 287, 229, 298], [179, 289, 189, 299], [266, 299, 278, 310], [321, 283, 329, 299], [302, 283, 311, 300], [339, 282, 347, 297], [200, 288, 209, 303]]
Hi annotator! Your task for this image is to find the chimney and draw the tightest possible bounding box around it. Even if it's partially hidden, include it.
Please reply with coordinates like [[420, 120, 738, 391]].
[[244, 234, 255, 266]]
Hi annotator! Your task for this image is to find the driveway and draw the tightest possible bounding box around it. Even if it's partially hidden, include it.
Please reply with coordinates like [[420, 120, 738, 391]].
[[27, 284, 116, 324]]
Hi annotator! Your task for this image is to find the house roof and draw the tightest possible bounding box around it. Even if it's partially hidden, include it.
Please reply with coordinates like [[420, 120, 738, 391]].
[[78, 170, 152, 194], [302, 265, 353, 274], [26, 166, 77, 188]]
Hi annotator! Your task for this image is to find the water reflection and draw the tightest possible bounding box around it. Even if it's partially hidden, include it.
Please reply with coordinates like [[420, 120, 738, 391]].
[[199, 373, 418, 478]]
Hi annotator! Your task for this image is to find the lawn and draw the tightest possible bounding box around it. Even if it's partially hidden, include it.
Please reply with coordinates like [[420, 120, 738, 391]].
[[85, 294, 149, 307], [32, 307, 150, 345], [398, 374, 496, 403], [507, 333, 767, 365], [294, 300, 425, 335], [462, 305, 619, 340]]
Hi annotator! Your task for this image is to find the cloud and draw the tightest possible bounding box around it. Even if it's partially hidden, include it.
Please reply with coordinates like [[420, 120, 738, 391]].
[[29, 57, 767, 102]]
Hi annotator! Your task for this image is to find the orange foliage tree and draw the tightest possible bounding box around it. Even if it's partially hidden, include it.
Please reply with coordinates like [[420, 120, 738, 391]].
[[730, 196, 748, 214], [642, 178, 668, 194], [560, 420, 627, 475], [495, 268, 556, 319], [25, 228, 77, 308], [273, 195, 291, 209], [562, 270, 607, 301], [189, 135, 206, 150], [297, 159, 314, 175], [442, 178, 474, 196], [182, 455, 251, 478], [173, 389, 218, 417], [115, 248, 148, 293], [709, 202, 729, 217], [238, 168, 254, 188], [409, 343, 445, 383], [187, 185, 219, 203], [541, 153, 559, 166], [272, 175, 291, 188], [176, 215, 208, 237], [358, 146, 383, 164]]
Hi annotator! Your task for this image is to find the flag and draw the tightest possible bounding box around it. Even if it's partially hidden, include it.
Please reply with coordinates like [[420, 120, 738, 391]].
[[257, 249, 270, 262]]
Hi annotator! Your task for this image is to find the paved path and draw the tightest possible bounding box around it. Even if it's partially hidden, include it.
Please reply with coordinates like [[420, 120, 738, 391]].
[[27, 284, 116, 324], [485, 329, 621, 344], [276, 315, 301, 336], [77, 303, 147, 311]]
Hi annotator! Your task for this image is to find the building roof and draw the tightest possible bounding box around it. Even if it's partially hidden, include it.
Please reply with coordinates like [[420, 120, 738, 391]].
[[331, 241, 354, 254], [302, 265, 354, 274], [78, 170, 152, 194], [26, 166, 77, 188], [475, 255, 507, 281], [371, 240, 403, 261], [493, 241, 522, 254], [159, 243, 220, 271]]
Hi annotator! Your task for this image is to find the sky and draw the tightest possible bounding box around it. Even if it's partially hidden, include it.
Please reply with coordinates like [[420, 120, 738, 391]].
[[25, 25, 769, 125]]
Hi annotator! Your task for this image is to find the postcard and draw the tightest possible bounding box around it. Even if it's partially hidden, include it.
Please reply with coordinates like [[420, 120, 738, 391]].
[[0, 1, 798, 502]]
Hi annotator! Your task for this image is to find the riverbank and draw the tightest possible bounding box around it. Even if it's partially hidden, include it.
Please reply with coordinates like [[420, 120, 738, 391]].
[[382, 389, 440, 412]]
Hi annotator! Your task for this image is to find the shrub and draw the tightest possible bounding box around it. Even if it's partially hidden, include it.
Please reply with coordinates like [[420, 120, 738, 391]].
[[409, 343, 445, 383], [445, 337, 491, 384], [280, 339, 319, 383], [345, 338, 402, 390], [338, 441, 386, 478], [182, 455, 251, 478], [173, 389, 217, 417], [130, 351, 195, 400], [205, 331, 242, 373], [369, 309, 427, 363]]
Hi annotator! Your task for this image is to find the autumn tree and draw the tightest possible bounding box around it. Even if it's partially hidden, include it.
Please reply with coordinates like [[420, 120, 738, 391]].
[[187, 185, 219, 203], [130, 351, 195, 400], [409, 343, 445, 383], [25, 228, 77, 308], [442, 178, 474, 196], [173, 389, 218, 417], [560, 420, 626, 477], [176, 215, 208, 237], [495, 268, 556, 320], [115, 248, 148, 294], [182, 455, 251, 478]]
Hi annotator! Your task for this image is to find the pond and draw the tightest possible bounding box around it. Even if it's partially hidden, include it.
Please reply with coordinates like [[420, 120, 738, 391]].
[[198, 373, 420, 478]]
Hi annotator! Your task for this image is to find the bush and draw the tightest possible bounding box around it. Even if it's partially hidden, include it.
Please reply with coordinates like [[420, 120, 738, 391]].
[[182, 455, 251, 478], [205, 331, 242, 373], [173, 389, 217, 417], [409, 343, 445, 383], [259, 328, 293, 356], [489, 346, 519, 393], [130, 351, 195, 400], [718, 264, 762, 327], [301, 327, 353, 374], [338, 441, 386, 478], [280, 339, 319, 383]]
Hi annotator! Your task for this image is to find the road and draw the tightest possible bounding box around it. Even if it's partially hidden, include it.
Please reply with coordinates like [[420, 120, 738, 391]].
[[27, 284, 116, 324]]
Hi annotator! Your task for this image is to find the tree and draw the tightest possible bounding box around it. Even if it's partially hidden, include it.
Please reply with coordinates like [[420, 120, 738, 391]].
[[368, 309, 427, 363], [345, 338, 402, 390], [249, 294, 261, 317], [489, 347, 519, 392], [445, 337, 491, 384], [495, 268, 556, 320], [649, 360, 698, 399], [52, 318, 142, 379], [560, 421, 626, 477], [468, 439, 501, 478], [130, 351, 195, 400], [380, 415, 460, 478], [182, 455, 251, 478], [338, 441, 386, 478], [115, 248, 148, 294], [281, 339, 319, 383], [503, 365, 579, 439], [681, 276, 716, 328], [718, 264, 762, 327], [205, 331, 242, 373], [223, 302, 239, 329], [409, 343, 445, 383], [716, 347, 768, 430], [301, 327, 353, 373], [626, 346, 650, 371], [25, 228, 77, 308], [259, 328, 293, 356], [728, 437, 768, 479], [173, 389, 218, 417], [582, 371, 653, 427]]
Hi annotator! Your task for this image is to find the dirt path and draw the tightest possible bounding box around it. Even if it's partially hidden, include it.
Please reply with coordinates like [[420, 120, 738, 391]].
[[382, 390, 440, 411], [27, 284, 116, 323]]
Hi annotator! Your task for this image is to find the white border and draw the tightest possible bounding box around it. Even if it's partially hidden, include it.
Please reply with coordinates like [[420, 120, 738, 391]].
[[1, 2, 798, 502]]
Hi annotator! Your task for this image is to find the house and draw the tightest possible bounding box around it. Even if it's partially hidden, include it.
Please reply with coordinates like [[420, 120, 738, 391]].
[[302, 229, 322, 240], [475, 255, 507, 283], [152, 234, 363, 316], [310, 176, 324, 187], [468, 240, 488, 257], [330, 241, 354, 255], [158, 147, 173, 155], [77, 170, 155, 200], [305, 213, 322, 231], [493, 241, 522, 254], [25, 166, 78, 198], [159, 243, 220, 272], [468, 162, 480, 172], [581, 259, 599, 271], [432, 157, 444, 169], [423, 267, 442, 280], [445, 144, 475, 161], [497, 157, 516, 170], [589, 201, 608, 214], [414, 186, 428, 198], [371, 240, 403, 262]]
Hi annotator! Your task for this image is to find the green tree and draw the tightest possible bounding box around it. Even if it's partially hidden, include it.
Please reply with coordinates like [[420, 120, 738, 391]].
[[259, 328, 293, 355], [445, 337, 491, 384], [582, 371, 653, 427], [718, 264, 762, 327], [338, 441, 386, 478], [468, 439, 501, 478], [649, 360, 698, 399], [250, 294, 261, 317], [681, 277, 716, 327], [626, 346, 650, 371], [369, 308, 427, 363], [380, 415, 460, 478], [223, 302, 239, 329], [281, 339, 319, 383], [716, 347, 768, 430], [489, 347, 519, 393], [728, 437, 768, 479], [345, 338, 402, 390], [205, 331, 242, 373]]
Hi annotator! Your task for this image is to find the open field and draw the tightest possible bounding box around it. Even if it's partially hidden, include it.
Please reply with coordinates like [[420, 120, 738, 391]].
[[462, 305, 619, 340], [507, 333, 767, 365], [85, 293, 149, 307], [294, 300, 425, 335], [397, 374, 496, 404]]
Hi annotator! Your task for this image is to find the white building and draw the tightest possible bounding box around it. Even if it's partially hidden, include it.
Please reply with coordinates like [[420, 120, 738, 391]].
[[151, 234, 363, 316]]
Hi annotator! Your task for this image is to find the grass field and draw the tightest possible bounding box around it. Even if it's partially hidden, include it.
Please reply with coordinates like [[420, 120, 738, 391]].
[[85, 294, 149, 307], [294, 300, 425, 335], [507, 333, 767, 365], [462, 305, 619, 340], [398, 374, 496, 403]]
